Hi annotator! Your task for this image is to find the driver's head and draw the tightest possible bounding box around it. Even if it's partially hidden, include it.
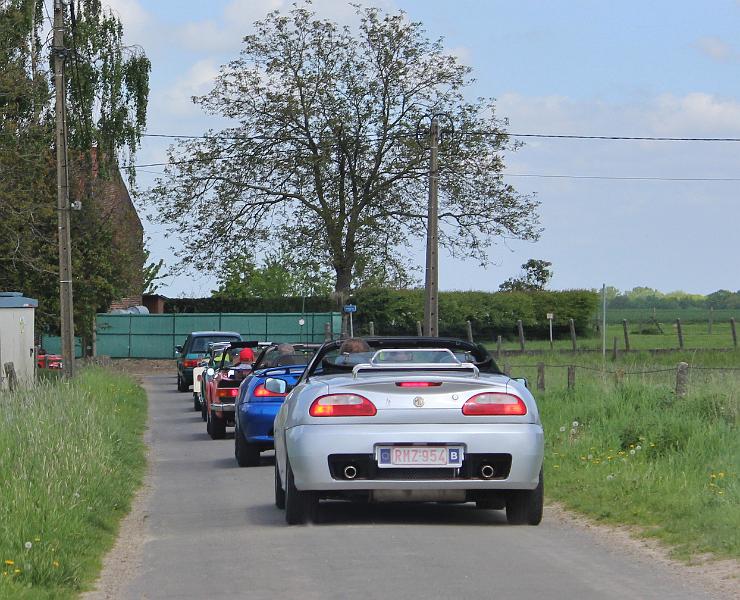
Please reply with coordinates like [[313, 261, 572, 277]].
[[276, 343, 294, 355], [339, 338, 371, 354]]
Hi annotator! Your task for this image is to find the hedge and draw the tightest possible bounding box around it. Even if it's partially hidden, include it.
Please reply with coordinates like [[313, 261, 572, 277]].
[[165, 289, 598, 340]]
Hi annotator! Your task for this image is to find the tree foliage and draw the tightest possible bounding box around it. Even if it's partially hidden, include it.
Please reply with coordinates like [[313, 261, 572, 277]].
[[0, 0, 150, 340], [147, 4, 539, 303], [212, 251, 333, 299], [499, 259, 553, 292]]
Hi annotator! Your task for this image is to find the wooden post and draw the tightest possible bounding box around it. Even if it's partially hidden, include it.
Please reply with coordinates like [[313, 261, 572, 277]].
[[622, 319, 630, 352], [323, 322, 332, 342], [503, 361, 511, 377], [536, 362, 545, 391], [416, 321, 423, 337], [517, 320, 525, 352], [569, 318, 577, 353], [731, 318, 737, 348], [652, 317, 664, 334], [466, 320, 474, 343], [496, 335, 502, 360], [612, 336, 618, 361], [368, 321, 375, 336], [567, 365, 576, 390], [676, 318, 684, 350], [675, 362, 689, 397], [3, 362, 18, 392]]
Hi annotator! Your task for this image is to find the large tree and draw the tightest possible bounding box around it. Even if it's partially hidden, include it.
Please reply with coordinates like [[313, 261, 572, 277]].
[[0, 0, 150, 342], [147, 5, 540, 305]]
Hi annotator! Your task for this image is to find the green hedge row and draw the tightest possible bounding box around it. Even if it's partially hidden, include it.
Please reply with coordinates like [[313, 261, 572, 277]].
[[166, 289, 598, 340]]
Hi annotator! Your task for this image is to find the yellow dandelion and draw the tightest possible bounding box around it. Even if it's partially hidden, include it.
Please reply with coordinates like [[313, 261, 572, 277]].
[[34, 537, 40, 542], [4, 560, 13, 566], [13, 569, 20, 574], [710, 474, 717, 479], [718, 472, 725, 478], [52, 561, 59, 568]]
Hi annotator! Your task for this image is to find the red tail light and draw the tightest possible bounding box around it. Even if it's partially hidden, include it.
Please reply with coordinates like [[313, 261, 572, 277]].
[[396, 381, 442, 388], [309, 394, 377, 417], [217, 388, 239, 398], [183, 359, 199, 368], [253, 384, 286, 397], [462, 392, 527, 416]]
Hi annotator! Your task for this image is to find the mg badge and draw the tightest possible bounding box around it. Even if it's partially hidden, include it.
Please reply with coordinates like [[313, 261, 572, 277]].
[[413, 396, 425, 408]]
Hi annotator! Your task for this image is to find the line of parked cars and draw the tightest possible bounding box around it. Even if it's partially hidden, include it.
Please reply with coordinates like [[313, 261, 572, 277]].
[[175, 331, 545, 526]]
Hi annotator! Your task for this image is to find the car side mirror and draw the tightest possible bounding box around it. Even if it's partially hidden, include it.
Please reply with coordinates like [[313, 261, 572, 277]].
[[513, 377, 528, 389], [175, 345, 183, 354], [264, 378, 287, 394], [206, 367, 215, 377]]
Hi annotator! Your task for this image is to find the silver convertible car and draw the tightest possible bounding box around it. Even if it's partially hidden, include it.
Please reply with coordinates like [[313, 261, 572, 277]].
[[272, 337, 545, 525]]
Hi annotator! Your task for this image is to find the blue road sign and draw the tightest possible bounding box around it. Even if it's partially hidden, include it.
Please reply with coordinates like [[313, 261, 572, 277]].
[[344, 304, 357, 313]]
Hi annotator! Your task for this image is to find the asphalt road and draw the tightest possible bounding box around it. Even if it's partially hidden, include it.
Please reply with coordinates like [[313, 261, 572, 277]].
[[121, 375, 718, 600]]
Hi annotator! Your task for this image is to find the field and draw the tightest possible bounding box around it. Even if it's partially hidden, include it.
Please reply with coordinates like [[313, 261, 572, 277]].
[[0, 369, 147, 599], [496, 350, 740, 559], [489, 321, 737, 352]]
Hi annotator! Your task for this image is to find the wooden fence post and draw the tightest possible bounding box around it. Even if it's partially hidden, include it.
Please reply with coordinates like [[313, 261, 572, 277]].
[[675, 362, 689, 397], [466, 320, 474, 343], [324, 322, 332, 342], [368, 321, 375, 336], [3, 362, 18, 391], [676, 318, 684, 350], [567, 365, 576, 390], [731, 318, 737, 348], [517, 320, 525, 352], [536, 363, 545, 391], [496, 335, 502, 360], [612, 337, 618, 361], [416, 321, 423, 337], [622, 319, 630, 352], [569, 319, 577, 353]]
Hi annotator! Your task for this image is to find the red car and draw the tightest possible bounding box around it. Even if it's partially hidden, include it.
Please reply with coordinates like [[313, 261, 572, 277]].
[[37, 350, 63, 370], [204, 344, 256, 439]]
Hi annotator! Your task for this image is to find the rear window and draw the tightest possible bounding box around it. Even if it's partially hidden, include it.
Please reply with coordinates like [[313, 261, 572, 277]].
[[190, 336, 240, 353]]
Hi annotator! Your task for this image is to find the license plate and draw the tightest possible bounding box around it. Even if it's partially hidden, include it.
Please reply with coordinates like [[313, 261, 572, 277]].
[[376, 446, 464, 468]]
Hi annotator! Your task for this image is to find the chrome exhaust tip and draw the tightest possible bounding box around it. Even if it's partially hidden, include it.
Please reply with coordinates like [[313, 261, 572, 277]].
[[344, 465, 358, 480], [480, 464, 495, 479]]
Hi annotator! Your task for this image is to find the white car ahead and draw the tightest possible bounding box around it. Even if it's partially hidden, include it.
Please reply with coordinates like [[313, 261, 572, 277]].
[[273, 337, 545, 525]]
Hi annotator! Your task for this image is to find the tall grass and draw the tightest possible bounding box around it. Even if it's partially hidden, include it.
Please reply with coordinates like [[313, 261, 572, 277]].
[[539, 376, 739, 559], [0, 369, 146, 599]]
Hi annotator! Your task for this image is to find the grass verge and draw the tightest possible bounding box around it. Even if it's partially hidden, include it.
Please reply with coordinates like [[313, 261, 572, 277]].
[[0, 368, 147, 599], [538, 376, 738, 559]]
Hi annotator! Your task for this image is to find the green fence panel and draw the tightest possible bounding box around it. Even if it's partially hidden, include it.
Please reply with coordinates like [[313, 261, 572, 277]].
[[94, 312, 341, 358], [97, 334, 131, 358], [174, 314, 223, 335], [221, 314, 268, 340], [40, 335, 83, 357]]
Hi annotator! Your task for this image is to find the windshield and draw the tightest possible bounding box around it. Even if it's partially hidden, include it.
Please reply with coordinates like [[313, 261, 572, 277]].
[[191, 335, 240, 353], [254, 345, 317, 369], [305, 338, 500, 379]]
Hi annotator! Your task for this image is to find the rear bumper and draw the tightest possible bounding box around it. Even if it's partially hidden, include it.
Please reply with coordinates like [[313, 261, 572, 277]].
[[211, 402, 236, 412], [285, 423, 544, 491]]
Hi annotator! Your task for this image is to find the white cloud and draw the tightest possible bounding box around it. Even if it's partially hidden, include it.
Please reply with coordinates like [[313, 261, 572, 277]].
[[694, 36, 736, 62], [156, 59, 220, 118]]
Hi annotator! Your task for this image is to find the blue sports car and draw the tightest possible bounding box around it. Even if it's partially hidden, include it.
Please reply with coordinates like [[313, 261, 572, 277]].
[[234, 344, 318, 467]]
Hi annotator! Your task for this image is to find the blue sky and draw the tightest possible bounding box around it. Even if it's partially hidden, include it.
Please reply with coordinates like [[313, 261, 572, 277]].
[[105, 0, 740, 297]]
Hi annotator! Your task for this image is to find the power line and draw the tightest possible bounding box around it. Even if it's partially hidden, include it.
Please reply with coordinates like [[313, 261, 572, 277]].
[[503, 173, 740, 182], [140, 131, 740, 143]]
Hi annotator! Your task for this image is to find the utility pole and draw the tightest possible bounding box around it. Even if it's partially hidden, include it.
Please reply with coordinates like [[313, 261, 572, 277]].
[[423, 117, 439, 337], [54, 0, 75, 378]]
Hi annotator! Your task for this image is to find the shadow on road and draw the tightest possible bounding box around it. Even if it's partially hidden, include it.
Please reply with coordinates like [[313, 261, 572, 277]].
[[245, 499, 509, 527]]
